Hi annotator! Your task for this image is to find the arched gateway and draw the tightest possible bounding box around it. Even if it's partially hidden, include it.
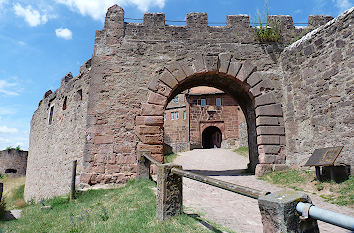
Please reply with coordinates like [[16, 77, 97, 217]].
[[202, 126, 222, 149], [136, 54, 286, 175]]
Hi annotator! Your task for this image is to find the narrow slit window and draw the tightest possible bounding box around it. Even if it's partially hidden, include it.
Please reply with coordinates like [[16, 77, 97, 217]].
[[49, 106, 54, 125], [63, 97, 67, 110], [77, 89, 82, 101], [201, 99, 206, 107]]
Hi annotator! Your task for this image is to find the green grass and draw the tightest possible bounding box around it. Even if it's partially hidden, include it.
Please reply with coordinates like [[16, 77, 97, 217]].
[[233, 147, 249, 157], [164, 153, 178, 163], [260, 169, 354, 207], [0, 179, 225, 233], [0, 176, 26, 209]]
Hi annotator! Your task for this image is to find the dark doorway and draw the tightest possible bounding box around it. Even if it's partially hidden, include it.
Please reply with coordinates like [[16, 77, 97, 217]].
[[202, 126, 222, 149]]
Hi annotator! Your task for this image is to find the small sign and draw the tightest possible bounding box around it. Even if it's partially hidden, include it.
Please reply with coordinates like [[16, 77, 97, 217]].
[[304, 146, 344, 167]]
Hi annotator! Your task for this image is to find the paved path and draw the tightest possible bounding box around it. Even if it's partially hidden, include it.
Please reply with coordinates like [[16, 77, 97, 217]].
[[174, 149, 354, 233]]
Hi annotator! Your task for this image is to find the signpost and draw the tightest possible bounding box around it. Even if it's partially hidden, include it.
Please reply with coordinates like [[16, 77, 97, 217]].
[[304, 146, 344, 181]]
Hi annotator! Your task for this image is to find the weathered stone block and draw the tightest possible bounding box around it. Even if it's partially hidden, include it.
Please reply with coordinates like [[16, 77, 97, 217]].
[[250, 79, 274, 97], [137, 143, 163, 154], [308, 15, 333, 28], [204, 55, 218, 72], [257, 126, 285, 135], [256, 116, 282, 126], [247, 72, 262, 87], [148, 92, 167, 106], [192, 54, 206, 73], [258, 190, 319, 233], [136, 116, 164, 126], [94, 135, 114, 144], [218, 53, 231, 73], [179, 62, 194, 77], [156, 164, 183, 221], [141, 103, 164, 116], [255, 93, 277, 107], [255, 164, 273, 177], [259, 145, 281, 154], [237, 60, 256, 82], [136, 125, 162, 135], [159, 71, 178, 89], [227, 61, 242, 77], [166, 62, 186, 82], [255, 104, 283, 117], [257, 135, 280, 145], [142, 134, 163, 144]]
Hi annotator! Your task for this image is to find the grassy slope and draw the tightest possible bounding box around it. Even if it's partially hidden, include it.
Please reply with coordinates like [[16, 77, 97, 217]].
[[0, 179, 226, 233], [233, 147, 249, 157], [260, 169, 354, 207]]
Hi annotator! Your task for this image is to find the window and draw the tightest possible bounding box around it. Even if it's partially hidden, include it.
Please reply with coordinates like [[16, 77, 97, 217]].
[[201, 99, 206, 107], [171, 111, 179, 120], [76, 89, 82, 101], [216, 98, 221, 106], [172, 96, 179, 103], [164, 113, 166, 121], [49, 106, 54, 125], [183, 110, 186, 120]]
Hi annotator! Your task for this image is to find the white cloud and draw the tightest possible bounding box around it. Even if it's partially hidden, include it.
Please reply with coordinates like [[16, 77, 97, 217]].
[[13, 3, 49, 27], [0, 80, 19, 96], [55, 28, 73, 40], [333, 0, 353, 12], [55, 0, 165, 21], [0, 0, 8, 9], [0, 126, 19, 134]]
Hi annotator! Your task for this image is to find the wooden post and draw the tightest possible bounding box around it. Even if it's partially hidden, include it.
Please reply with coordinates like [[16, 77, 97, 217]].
[[70, 160, 77, 202], [0, 182, 3, 202], [329, 166, 335, 182], [315, 166, 321, 181]]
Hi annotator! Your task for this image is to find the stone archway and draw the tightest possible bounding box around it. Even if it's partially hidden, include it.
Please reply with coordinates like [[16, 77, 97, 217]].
[[136, 53, 286, 175], [202, 126, 222, 149]]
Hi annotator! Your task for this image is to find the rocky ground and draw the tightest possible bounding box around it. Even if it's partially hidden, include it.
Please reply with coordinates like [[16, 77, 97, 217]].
[[174, 149, 354, 233]]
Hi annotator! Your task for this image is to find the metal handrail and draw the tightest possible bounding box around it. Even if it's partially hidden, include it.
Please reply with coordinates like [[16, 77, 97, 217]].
[[296, 202, 354, 230], [171, 167, 269, 199]]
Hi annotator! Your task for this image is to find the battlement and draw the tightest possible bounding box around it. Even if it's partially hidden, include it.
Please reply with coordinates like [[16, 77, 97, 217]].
[[99, 4, 333, 45]]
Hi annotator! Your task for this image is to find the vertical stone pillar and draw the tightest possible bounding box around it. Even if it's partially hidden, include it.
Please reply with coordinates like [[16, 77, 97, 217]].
[[156, 164, 183, 221], [136, 151, 151, 179], [258, 190, 319, 233]]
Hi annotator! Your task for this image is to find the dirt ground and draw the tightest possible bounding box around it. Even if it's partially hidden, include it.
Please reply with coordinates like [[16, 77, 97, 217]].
[[174, 149, 354, 233]]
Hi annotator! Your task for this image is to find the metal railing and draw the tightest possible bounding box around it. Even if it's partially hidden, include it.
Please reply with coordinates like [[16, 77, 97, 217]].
[[296, 202, 354, 231]]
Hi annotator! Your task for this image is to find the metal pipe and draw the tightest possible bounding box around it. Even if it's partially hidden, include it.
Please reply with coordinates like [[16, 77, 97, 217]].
[[171, 167, 268, 199], [296, 202, 354, 230], [144, 154, 161, 165]]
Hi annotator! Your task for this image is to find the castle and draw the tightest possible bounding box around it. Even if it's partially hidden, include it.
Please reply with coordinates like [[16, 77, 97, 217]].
[[24, 5, 354, 201]]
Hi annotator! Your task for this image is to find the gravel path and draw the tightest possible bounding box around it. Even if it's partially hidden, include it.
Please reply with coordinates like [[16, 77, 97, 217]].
[[174, 149, 354, 233]]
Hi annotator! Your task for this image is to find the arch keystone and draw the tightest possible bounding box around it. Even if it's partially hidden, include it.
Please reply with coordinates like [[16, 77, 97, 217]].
[[166, 62, 187, 82], [159, 70, 178, 89], [204, 55, 219, 72], [192, 54, 207, 74], [218, 53, 232, 74]]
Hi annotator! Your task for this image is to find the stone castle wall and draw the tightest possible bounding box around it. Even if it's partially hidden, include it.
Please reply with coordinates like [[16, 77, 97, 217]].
[[83, 5, 330, 186], [280, 8, 354, 169], [24, 3, 346, 200], [24, 61, 91, 201], [0, 149, 28, 177]]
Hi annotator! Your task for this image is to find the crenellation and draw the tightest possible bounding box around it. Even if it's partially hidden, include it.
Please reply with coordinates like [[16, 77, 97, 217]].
[[227, 15, 250, 28], [144, 13, 165, 27], [186, 13, 208, 28], [308, 15, 334, 28], [267, 15, 295, 31]]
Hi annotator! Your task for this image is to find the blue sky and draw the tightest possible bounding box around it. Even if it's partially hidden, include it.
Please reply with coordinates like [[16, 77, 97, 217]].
[[0, 0, 352, 150]]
